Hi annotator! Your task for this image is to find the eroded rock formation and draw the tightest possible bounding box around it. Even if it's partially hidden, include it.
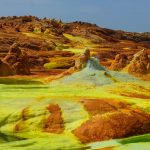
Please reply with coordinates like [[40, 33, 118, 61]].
[[127, 49, 150, 75], [74, 48, 90, 70], [0, 59, 13, 76], [110, 54, 129, 71], [110, 49, 150, 75], [3, 43, 30, 75]]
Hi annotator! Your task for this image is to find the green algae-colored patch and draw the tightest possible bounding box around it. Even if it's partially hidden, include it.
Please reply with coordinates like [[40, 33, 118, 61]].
[[105, 82, 150, 113], [0, 78, 42, 85], [58, 100, 89, 131], [22, 32, 39, 38], [63, 33, 90, 44], [44, 61, 69, 69], [119, 134, 150, 144], [87, 134, 150, 150], [114, 143, 150, 150], [44, 57, 74, 69], [22, 32, 56, 39], [0, 132, 26, 144], [0, 133, 86, 150], [62, 48, 84, 54], [107, 82, 150, 99], [33, 27, 41, 33], [55, 44, 69, 50], [63, 33, 93, 48], [0, 82, 90, 149], [87, 140, 121, 150]]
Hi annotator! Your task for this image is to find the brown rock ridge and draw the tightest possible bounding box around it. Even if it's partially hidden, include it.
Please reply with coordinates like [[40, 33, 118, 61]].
[[0, 16, 150, 77]]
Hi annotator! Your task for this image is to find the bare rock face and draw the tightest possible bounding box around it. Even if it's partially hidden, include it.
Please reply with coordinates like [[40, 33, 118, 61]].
[[110, 49, 150, 75], [74, 48, 90, 70], [0, 59, 13, 76], [110, 54, 129, 71], [128, 50, 150, 75], [3, 43, 30, 75]]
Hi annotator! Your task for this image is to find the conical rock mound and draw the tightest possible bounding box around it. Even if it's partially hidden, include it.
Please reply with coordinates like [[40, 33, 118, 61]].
[[51, 55, 137, 86]]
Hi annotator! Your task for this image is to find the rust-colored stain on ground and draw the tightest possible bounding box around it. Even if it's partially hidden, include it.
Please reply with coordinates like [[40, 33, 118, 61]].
[[73, 105, 150, 143], [81, 99, 129, 116], [43, 104, 64, 134]]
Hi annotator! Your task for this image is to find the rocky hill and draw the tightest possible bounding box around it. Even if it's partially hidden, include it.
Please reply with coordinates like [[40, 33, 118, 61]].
[[0, 16, 149, 78]]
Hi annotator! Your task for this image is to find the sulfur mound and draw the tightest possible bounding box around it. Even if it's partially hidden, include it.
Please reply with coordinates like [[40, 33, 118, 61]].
[[51, 49, 137, 86]]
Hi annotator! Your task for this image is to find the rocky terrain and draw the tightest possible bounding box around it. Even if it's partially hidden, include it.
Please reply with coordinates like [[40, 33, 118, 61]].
[[0, 16, 150, 150], [0, 52, 150, 149], [0, 16, 149, 78]]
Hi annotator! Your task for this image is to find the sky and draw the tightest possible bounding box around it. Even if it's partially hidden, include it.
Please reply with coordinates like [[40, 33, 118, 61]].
[[0, 0, 149, 32]]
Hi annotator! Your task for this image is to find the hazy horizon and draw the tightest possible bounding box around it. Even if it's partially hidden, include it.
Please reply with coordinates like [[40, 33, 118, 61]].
[[0, 0, 150, 32]]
